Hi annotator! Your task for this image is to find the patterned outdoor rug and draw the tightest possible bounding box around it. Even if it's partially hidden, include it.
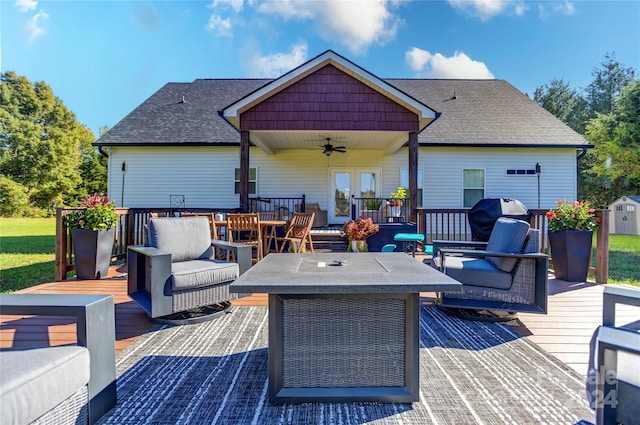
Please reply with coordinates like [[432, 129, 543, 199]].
[[98, 306, 595, 425]]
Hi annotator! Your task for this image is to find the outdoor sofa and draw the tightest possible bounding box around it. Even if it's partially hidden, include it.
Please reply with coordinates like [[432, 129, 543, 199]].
[[0, 294, 116, 425]]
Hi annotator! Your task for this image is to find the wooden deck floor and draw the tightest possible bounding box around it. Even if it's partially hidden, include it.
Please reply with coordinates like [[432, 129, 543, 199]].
[[2, 257, 638, 378]]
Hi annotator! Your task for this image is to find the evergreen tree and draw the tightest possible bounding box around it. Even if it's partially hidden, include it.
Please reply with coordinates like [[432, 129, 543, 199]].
[[534, 78, 589, 133], [585, 52, 635, 117]]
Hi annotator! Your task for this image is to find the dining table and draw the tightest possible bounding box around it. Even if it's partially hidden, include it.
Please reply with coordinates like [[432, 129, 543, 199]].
[[215, 219, 287, 254]]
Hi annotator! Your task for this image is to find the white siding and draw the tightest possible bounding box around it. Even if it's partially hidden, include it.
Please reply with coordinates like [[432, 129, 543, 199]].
[[107, 146, 578, 211], [108, 147, 241, 208], [420, 147, 577, 210]]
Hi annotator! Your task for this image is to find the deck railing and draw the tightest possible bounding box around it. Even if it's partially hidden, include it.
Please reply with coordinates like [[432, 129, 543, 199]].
[[248, 196, 306, 221], [352, 197, 411, 222], [55, 206, 610, 284]]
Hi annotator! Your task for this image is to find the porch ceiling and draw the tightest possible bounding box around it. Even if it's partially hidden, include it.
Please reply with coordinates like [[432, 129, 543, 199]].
[[250, 130, 408, 155]]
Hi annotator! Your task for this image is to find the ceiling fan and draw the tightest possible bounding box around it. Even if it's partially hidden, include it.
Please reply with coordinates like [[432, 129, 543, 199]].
[[320, 138, 346, 156]]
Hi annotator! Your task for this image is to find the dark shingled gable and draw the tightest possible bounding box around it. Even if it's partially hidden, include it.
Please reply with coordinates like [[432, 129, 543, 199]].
[[96, 78, 590, 148]]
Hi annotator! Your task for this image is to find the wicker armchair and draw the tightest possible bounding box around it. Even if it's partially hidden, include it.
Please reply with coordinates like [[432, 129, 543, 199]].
[[128, 216, 252, 324], [433, 218, 548, 314]]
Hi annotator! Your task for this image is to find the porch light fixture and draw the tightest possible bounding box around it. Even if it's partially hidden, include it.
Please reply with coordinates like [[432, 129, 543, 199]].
[[535, 162, 541, 208], [121, 161, 128, 207]]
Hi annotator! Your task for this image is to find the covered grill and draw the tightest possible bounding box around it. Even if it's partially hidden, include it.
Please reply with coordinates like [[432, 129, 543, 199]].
[[468, 198, 531, 241]]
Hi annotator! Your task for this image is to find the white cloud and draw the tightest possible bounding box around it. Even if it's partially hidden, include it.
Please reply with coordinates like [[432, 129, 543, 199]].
[[26, 9, 49, 41], [539, 1, 575, 18], [406, 47, 431, 72], [209, 0, 244, 13], [206, 14, 233, 37], [14, 0, 37, 12], [404, 48, 494, 79], [256, 0, 403, 55], [448, 0, 528, 21], [206, 0, 243, 36], [247, 41, 308, 78]]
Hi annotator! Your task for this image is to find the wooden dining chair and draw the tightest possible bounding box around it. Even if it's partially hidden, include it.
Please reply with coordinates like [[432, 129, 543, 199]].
[[258, 211, 278, 254], [226, 213, 263, 263], [277, 212, 315, 253]]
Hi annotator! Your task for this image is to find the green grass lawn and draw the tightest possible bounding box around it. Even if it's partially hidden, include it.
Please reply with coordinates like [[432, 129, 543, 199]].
[[605, 234, 640, 286], [1, 218, 56, 293], [1, 218, 639, 292]]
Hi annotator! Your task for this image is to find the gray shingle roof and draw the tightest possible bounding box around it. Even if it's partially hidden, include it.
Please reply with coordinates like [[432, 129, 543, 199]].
[[96, 78, 590, 147], [387, 79, 589, 146], [97, 79, 269, 146]]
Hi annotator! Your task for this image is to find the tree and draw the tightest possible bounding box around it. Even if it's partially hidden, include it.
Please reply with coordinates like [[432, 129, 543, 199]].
[[0, 71, 97, 216], [582, 80, 640, 207], [534, 78, 589, 133], [74, 125, 108, 200], [585, 52, 636, 117]]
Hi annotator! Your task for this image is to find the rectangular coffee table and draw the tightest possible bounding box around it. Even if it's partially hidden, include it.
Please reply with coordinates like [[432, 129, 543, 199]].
[[230, 252, 462, 404]]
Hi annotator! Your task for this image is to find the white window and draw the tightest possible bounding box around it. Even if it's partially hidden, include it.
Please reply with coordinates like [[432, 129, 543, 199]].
[[400, 168, 423, 207], [463, 169, 484, 208], [234, 168, 257, 195]]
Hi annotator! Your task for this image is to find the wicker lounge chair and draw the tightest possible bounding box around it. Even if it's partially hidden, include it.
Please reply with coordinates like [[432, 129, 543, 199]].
[[127, 216, 252, 324], [433, 217, 548, 314]]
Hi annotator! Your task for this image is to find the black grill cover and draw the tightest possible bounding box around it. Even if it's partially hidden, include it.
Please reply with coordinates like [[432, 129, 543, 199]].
[[468, 198, 531, 241]]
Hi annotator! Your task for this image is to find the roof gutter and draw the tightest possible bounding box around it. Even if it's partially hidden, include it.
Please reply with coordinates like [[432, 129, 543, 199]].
[[576, 146, 588, 160], [98, 146, 109, 158]]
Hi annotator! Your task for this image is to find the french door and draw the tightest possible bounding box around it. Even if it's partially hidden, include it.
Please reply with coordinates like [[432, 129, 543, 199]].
[[329, 168, 381, 224]]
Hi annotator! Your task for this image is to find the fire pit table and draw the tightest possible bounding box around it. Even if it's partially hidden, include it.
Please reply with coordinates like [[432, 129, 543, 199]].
[[230, 252, 462, 404]]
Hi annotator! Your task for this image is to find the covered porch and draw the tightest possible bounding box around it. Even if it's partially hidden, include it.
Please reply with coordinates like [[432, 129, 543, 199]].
[[221, 51, 436, 224]]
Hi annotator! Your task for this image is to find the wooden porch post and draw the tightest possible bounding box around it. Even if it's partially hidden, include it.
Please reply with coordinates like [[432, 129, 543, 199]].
[[595, 209, 610, 284], [55, 207, 67, 281], [408, 131, 418, 223], [240, 130, 250, 212]]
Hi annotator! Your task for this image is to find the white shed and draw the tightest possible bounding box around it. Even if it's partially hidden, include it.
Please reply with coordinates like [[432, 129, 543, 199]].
[[609, 196, 640, 235]]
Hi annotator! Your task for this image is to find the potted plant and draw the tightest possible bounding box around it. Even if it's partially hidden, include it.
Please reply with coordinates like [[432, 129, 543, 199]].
[[389, 187, 406, 217], [64, 194, 119, 279], [546, 200, 601, 282], [340, 216, 379, 252]]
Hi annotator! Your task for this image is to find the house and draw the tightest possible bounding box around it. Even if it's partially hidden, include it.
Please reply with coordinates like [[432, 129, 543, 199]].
[[95, 50, 591, 225], [608, 196, 640, 235]]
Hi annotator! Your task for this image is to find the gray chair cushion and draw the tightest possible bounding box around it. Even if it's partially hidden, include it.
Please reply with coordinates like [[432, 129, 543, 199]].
[[148, 217, 213, 263], [485, 218, 530, 272], [171, 259, 239, 291], [0, 346, 90, 425], [443, 256, 513, 290]]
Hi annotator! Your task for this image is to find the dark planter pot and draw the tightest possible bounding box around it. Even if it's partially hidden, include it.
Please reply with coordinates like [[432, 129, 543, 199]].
[[548, 230, 593, 282], [71, 228, 115, 279]]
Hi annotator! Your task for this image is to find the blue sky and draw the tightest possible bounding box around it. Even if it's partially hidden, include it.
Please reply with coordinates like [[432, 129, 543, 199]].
[[2, 0, 639, 137]]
